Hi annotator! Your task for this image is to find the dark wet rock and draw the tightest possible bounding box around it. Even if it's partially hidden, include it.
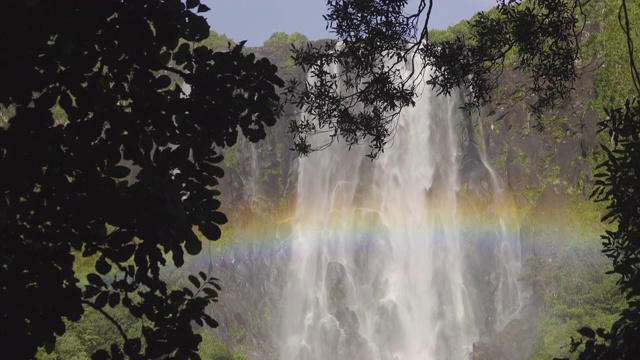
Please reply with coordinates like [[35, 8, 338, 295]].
[[325, 262, 349, 314], [472, 317, 537, 360]]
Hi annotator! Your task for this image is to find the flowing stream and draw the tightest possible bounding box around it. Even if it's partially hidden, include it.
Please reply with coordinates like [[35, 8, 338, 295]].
[[279, 64, 522, 360]]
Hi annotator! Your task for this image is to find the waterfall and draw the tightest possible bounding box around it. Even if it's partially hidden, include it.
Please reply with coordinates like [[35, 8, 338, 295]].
[[279, 63, 522, 360]]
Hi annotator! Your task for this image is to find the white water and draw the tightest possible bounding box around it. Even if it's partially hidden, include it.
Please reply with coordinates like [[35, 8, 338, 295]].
[[279, 64, 522, 360]]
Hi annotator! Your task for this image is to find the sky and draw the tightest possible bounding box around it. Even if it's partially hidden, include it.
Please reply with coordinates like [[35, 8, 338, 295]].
[[202, 0, 496, 47]]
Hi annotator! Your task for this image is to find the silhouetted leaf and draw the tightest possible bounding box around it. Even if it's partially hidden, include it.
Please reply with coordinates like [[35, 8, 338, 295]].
[[156, 74, 172, 89], [106, 165, 131, 179], [199, 222, 221, 241], [123, 338, 141, 356], [108, 292, 120, 308], [211, 211, 227, 225], [87, 273, 105, 287], [95, 292, 109, 309], [95, 257, 112, 275], [91, 350, 109, 360], [113, 245, 136, 262], [203, 315, 218, 328], [578, 327, 596, 338], [202, 287, 217, 298], [185, 235, 202, 255], [184, 288, 194, 298], [188, 275, 200, 288], [186, 0, 199, 10]]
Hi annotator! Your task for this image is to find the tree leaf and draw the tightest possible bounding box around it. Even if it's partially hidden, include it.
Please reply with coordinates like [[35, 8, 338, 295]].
[[106, 165, 131, 179], [91, 350, 110, 360], [202, 287, 217, 299], [211, 211, 227, 225], [156, 74, 172, 89], [108, 292, 120, 308], [185, 235, 202, 255], [123, 338, 141, 356], [186, 0, 199, 9], [188, 274, 200, 288], [203, 315, 218, 328], [578, 327, 596, 338], [113, 244, 136, 262], [199, 222, 221, 241], [95, 256, 112, 275], [87, 273, 105, 287], [95, 291, 109, 309]]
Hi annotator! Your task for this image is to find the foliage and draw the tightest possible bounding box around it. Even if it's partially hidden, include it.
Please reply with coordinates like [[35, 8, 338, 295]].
[[264, 32, 309, 48], [524, 223, 625, 359], [428, 19, 471, 44], [197, 331, 233, 360], [565, 98, 640, 359], [286, 0, 584, 158], [35, 304, 141, 360], [555, 0, 640, 357], [263, 32, 311, 71], [200, 31, 237, 51], [580, 0, 640, 115], [0, 0, 283, 359]]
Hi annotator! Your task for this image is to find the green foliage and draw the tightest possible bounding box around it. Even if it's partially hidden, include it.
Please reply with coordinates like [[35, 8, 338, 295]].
[[264, 31, 309, 48], [232, 352, 249, 360], [222, 142, 240, 171], [287, 0, 582, 158], [520, 195, 621, 359], [263, 32, 310, 71], [568, 98, 640, 358], [428, 20, 471, 44], [0, 0, 283, 358], [536, 114, 578, 141], [200, 31, 237, 50], [0, 104, 14, 128], [562, 1, 640, 349], [197, 331, 233, 360], [35, 305, 141, 360], [575, 0, 640, 121], [524, 225, 625, 359]]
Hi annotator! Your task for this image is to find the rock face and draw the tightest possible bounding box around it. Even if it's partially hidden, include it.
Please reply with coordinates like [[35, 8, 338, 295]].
[[203, 41, 602, 359]]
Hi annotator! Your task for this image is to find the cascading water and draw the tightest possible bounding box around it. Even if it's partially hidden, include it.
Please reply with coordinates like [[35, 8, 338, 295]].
[[279, 61, 522, 360]]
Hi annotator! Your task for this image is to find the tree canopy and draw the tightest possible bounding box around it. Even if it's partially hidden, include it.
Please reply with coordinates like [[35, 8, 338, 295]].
[[0, 0, 282, 358], [263, 32, 309, 48], [286, 0, 584, 158]]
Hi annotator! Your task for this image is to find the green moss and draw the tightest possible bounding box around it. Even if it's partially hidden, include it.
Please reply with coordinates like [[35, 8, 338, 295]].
[[198, 332, 233, 360], [329, 284, 346, 305], [230, 324, 246, 345], [222, 144, 240, 171], [510, 147, 531, 176], [233, 352, 248, 360]]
